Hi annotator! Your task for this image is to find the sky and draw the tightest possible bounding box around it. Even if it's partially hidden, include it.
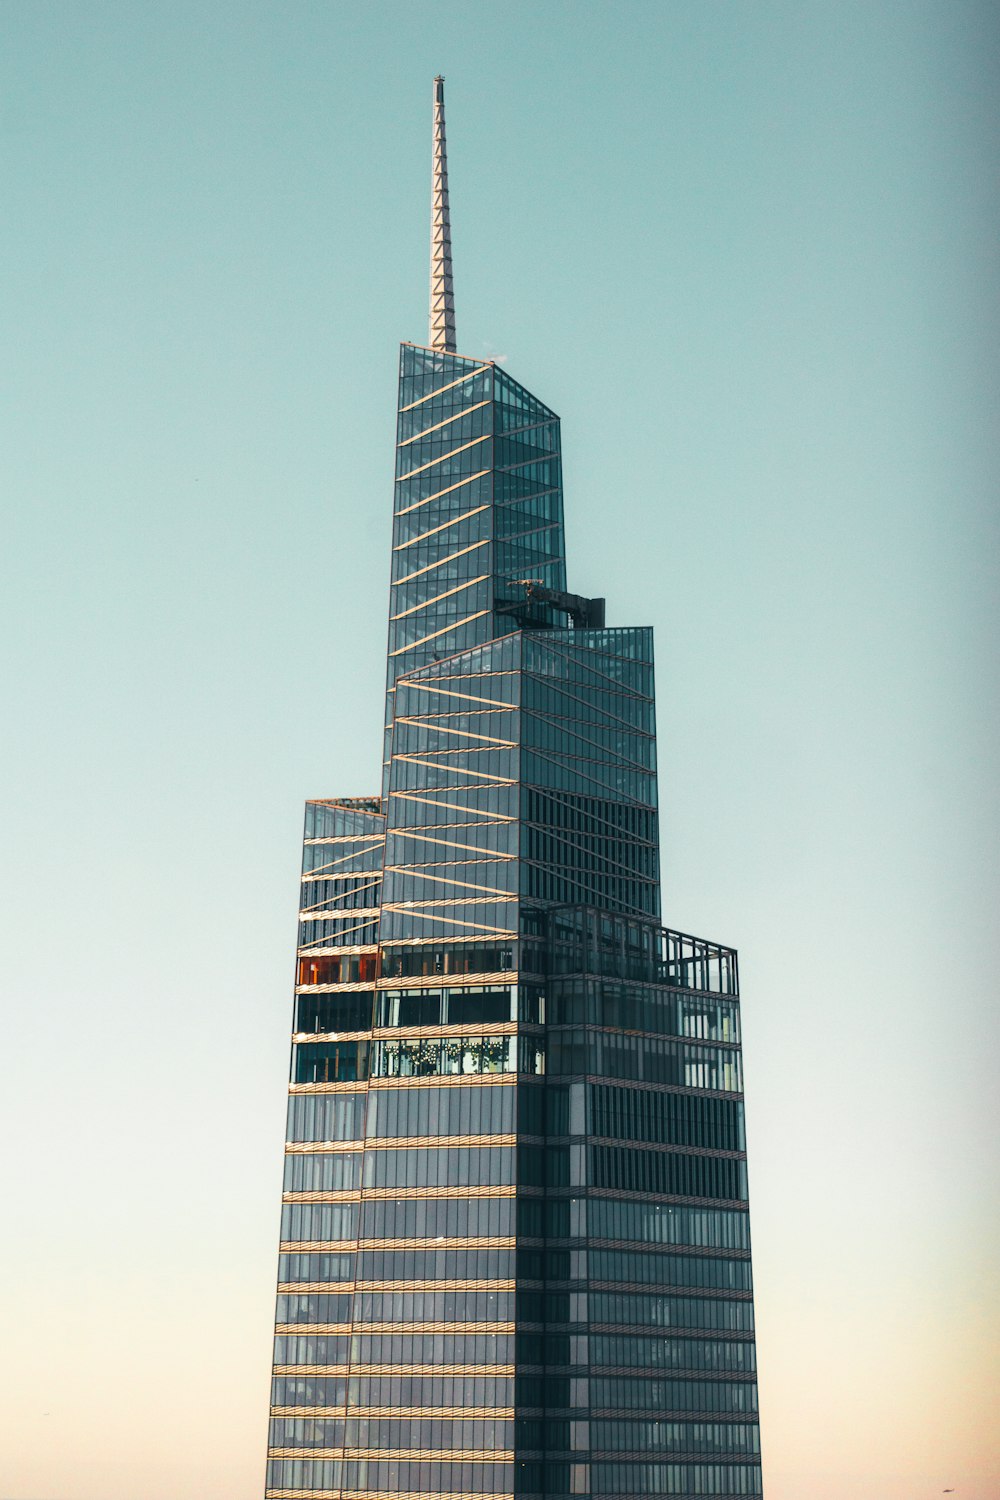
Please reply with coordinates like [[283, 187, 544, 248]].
[[1, 2, 998, 1497]]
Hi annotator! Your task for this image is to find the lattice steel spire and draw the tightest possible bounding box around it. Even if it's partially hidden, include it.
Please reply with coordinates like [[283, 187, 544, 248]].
[[429, 75, 456, 353]]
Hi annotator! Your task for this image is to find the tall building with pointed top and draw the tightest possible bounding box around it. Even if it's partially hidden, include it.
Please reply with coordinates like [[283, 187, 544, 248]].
[[264, 77, 763, 1500]]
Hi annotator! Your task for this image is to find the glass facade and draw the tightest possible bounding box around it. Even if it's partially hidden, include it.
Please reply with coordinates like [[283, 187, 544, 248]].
[[265, 340, 762, 1499]]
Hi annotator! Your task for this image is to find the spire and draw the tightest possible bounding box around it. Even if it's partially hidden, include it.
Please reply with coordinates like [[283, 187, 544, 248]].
[[429, 75, 457, 353]]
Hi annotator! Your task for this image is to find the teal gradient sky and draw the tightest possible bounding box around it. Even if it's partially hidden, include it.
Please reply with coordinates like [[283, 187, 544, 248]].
[[1, 3, 997, 1497]]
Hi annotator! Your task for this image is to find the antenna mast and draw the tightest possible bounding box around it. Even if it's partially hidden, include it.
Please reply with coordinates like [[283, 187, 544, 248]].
[[429, 76, 457, 353]]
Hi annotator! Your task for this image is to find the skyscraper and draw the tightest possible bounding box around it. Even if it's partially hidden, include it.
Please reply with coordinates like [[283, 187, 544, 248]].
[[265, 76, 762, 1500]]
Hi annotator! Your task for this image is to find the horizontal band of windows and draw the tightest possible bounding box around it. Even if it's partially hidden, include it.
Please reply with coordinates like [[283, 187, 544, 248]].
[[587, 1190, 749, 1214], [591, 1420, 759, 1458], [274, 1375, 516, 1409], [282, 1150, 362, 1189], [287, 1138, 520, 1164], [591, 1137, 744, 1164], [265, 1458, 515, 1493], [294, 993, 374, 1033], [590, 1335, 757, 1373], [278, 1323, 514, 1339], [274, 1374, 563, 1410], [588, 1247, 753, 1293], [353, 1247, 518, 1283], [281, 1204, 359, 1240], [276, 1250, 355, 1282], [273, 1363, 514, 1378], [371, 1034, 544, 1080], [292, 1042, 369, 1085], [589, 1460, 762, 1495], [287, 1075, 509, 1096], [366, 1081, 515, 1137], [277, 1251, 524, 1283], [265, 1492, 505, 1500], [354, 1291, 511, 1323], [351, 1198, 515, 1241], [268, 1448, 510, 1463], [275, 1295, 352, 1324], [590, 1292, 755, 1332], [541, 1201, 752, 1252], [276, 1283, 516, 1301], [297, 928, 379, 951], [591, 1377, 758, 1415], [284, 1239, 512, 1258], [354, 1237, 515, 1252], [280, 1333, 515, 1365], [549, 1031, 743, 1093], [591, 1144, 747, 1203], [271, 1406, 514, 1421], [284, 1186, 516, 1204], [285, 1130, 518, 1159], [354, 1279, 515, 1293], [270, 1415, 515, 1452], [359, 1144, 517, 1192], [274, 1336, 349, 1365], [557, 1084, 744, 1144], [544, 926, 738, 1000], [286, 1093, 365, 1142], [265, 1492, 497, 1500], [375, 988, 515, 1027], [546, 988, 740, 1044], [376, 974, 519, 995], [534, 1333, 748, 1371], [296, 1022, 522, 1043], [380, 943, 515, 978]]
